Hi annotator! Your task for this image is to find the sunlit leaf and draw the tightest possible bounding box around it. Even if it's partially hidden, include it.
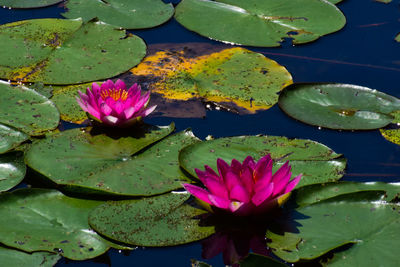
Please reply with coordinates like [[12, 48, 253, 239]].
[[267, 192, 400, 266], [0, 18, 146, 84], [89, 192, 214, 246], [0, 124, 28, 154], [62, 0, 174, 29], [175, 0, 346, 47], [0, 188, 111, 260], [0, 82, 59, 136], [0, 152, 26, 192], [179, 135, 346, 189], [25, 124, 178, 196], [0, 246, 60, 267], [0, 0, 62, 8], [131, 47, 292, 113], [279, 83, 400, 130]]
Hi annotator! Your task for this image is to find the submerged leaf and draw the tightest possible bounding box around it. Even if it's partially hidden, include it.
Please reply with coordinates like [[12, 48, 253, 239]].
[[63, 0, 174, 29], [175, 0, 346, 47], [131, 47, 292, 113], [0, 18, 146, 84]]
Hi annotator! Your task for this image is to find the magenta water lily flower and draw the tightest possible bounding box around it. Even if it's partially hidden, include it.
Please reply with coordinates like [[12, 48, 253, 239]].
[[183, 154, 301, 216], [76, 79, 156, 127]]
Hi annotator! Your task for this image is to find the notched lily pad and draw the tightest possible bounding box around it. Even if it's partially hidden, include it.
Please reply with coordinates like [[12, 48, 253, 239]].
[[0, 152, 26, 192], [130, 46, 292, 114], [175, 0, 346, 47], [0, 0, 62, 8], [89, 192, 215, 246], [279, 83, 400, 130], [0, 81, 59, 136], [0, 188, 111, 260], [63, 0, 174, 29], [0, 18, 146, 84], [179, 135, 346, 189]]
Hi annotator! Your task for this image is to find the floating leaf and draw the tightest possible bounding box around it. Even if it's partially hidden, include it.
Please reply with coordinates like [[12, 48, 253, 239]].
[[179, 135, 346, 189], [0, 188, 111, 260], [0, 18, 146, 84], [63, 0, 174, 29], [240, 254, 287, 267], [25, 124, 189, 196], [0, 152, 26, 192], [174, 0, 346, 47], [0, 124, 28, 154], [279, 83, 400, 130], [89, 192, 214, 246], [0, 0, 62, 8], [131, 47, 292, 113], [191, 260, 212, 267], [295, 181, 400, 207], [380, 111, 400, 145], [267, 192, 400, 266], [0, 246, 60, 267], [328, 0, 344, 3], [0, 82, 59, 136]]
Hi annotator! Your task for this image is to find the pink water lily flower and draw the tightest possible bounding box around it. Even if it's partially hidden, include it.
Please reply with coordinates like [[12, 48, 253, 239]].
[[183, 154, 301, 216], [76, 79, 156, 127]]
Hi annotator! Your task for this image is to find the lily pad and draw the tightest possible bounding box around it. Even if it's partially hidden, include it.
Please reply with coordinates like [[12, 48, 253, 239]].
[[0, 18, 146, 84], [0, 246, 60, 267], [174, 0, 346, 47], [25, 123, 176, 196], [328, 0, 344, 3], [130, 47, 292, 113], [0, 188, 111, 260], [179, 135, 346, 189], [63, 0, 174, 29], [278, 83, 400, 130], [240, 254, 287, 267], [267, 192, 400, 266], [0, 152, 26, 192], [294, 181, 400, 207], [0, 0, 62, 8], [380, 111, 400, 145], [0, 82, 59, 136], [89, 192, 215, 246], [0, 124, 28, 154]]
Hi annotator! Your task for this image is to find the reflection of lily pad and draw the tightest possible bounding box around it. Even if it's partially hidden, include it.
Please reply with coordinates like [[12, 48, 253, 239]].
[[131, 47, 292, 113], [0, 124, 28, 154], [175, 0, 346, 47], [0, 18, 146, 84], [0, 188, 111, 260], [89, 192, 214, 246], [0, 152, 26, 192], [0, 82, 59, 136], [0, 0, 62, 8], [63, 0, 174, 29], [267, 192, 400, 266], [179, 135, 346, 189], [25, 124, 178, 196], [279, 83, 400, 130], [0, 246, 60, 267]]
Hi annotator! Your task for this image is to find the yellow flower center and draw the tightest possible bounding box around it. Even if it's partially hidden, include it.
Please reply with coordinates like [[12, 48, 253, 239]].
[[100, 88, 129, 101]]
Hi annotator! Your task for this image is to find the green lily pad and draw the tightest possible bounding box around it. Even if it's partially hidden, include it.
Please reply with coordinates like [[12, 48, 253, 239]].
[[89, 192, 215, 246], [0, 246, 60, 267], [0, 18, 146, 84], [0, 188, 111, 260], [62, 0, 174, 29], [328, 0, 344, 4], [278, 83, 400, 130], [179, 135, 346, 189], [295, 181, 400, 207], [25, 124, 186, 196], [0, 124, 28, 154], [0, 82, 59, 136], [267, 192, 400, 266], [130, 47, 292, 113], [0, 152, 26, 192], [0, 0, 62, 8], [174, 0, 346, 47], [191, 260, 212, 267]]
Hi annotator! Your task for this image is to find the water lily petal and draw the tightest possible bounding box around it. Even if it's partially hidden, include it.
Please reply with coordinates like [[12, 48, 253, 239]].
[[240, 166, 254, 194], [208, 194, 230, 209], [228, 201, 244, 213], [141, 105, 157, 117], [205, 165, 220, 180], [100, 102, 112, 116], [203, 177, 229, 199], [224, 171, 244, 191], [101, 79, 114, 91], [183, 184, 213, 205], [242, 156, 256, 169], [114, 79, 126, 90], [273, 169, 292, 197], [217, 158, 230, 179], [76, 96, 88, 112], [78, 90, 89, 102], [86, 104, 101, 119], [251, 182, 274, 206], [283, 174, 302, 194], [230, 158, 242, 175], [253, 154, 272, 181], [114, 100, 125, 114], [102, 115, 119, 125], [271, 161, 290, 184], [229, 184, 250, 202], [91, 82, 101, 95]]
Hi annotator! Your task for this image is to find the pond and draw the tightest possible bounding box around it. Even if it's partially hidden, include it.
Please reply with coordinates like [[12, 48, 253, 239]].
[[0, 0, 400, 266]]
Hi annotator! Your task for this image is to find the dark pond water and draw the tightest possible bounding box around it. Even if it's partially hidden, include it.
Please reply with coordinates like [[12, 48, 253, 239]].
[[1, 0, 400, 266]]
